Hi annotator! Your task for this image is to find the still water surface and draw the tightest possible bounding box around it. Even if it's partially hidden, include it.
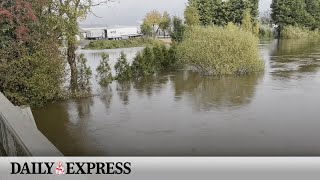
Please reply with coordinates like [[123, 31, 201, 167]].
[[33, 39, 320, 156]]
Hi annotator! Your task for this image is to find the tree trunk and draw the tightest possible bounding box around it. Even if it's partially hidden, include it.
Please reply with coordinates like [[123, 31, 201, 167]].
[[67, 42, 78, 90]]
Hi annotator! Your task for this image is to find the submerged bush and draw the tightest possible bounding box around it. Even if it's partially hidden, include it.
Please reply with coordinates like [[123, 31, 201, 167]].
[[177, 24, 264, 76], [281, 26, 320, 39], [77, 54, 92, 91], [86, 38, 164, 49], [131, 45, 181, 78], [115, 52, 132, 81], [96, 53, 113, 86]]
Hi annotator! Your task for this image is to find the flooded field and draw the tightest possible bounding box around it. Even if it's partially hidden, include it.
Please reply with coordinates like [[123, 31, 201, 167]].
[[32, 39, 320, 156]]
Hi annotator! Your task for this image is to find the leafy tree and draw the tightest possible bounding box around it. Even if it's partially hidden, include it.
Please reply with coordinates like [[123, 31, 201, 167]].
[[271, 0, 311, 35], [184, 2, 201, 26], [96, 53, 113, 87], [140, 21, 153, 37], [196, 0, 213, 26], [170, 16, 186, 43], [50, 0, 112, 90], [159, 11, 171, 37], [0, 0, 65, 107], [143, 10, 162, 37], [242, 9, 253, 32], [115, 52, 132, 81]]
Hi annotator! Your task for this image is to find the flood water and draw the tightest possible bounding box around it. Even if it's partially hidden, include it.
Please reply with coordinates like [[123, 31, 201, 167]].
[[32, 39, 320, 156]]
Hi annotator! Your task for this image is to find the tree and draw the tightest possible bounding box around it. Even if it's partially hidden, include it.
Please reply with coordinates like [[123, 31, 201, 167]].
[[96, 53, 113, 86], [184, 2, 201, 26], [196, 0, 213, 26], [50, 0, 112, 90], [159, 11, 171, 37], [115, 52, 132, 81], [0, 0, 65, 106], [140, 21, 153, 37], [143, 10, 162, 37], [170, 17, 186, 43]]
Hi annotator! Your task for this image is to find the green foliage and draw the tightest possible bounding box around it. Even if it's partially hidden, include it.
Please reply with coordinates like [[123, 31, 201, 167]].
[[86, 38, 164, 49], [184, 3, 201, 26], [281, 25, 320, 39], [140, 21, 153, 37], [0, 43, 65, 107], [77, 54, 92, 91], [170, 17, 186, 43], [159, 11, 172, 37], [115, 52, 132, 81], [259, 25, 274, 39], [96, 53, 113, 86], [188, 0, 259, 28], [271, 0, 320, 36], [132, 47, 155, 77], [241, 9, 253, 32], [177, 24, 264, 76], [131, 45, 180, 78]]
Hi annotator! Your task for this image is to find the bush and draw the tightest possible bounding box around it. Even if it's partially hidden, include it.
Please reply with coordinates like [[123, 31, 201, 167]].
[[77, 54, 92, 91], [131, 46, 155, 77], [281, 25, 320, 39], [177, 24, 264, 76], [131, 45, 181, 78], [85, 38, 164, 49], [96, 53, 113, 86], [0, 44, 65, 107], [115, 52, 132, 81]]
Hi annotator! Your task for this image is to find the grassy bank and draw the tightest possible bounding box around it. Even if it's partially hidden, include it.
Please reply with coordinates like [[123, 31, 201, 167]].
[[281, 26, 320, 39], [85, 38, 165, 49]]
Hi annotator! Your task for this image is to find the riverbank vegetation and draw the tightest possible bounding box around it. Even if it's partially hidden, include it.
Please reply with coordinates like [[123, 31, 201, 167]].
[[85, 38, 165, 49], [271, 0, 320, 39]]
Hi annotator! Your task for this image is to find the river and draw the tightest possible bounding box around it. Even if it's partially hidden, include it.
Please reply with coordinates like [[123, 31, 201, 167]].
[[32, 39, 320, 156]]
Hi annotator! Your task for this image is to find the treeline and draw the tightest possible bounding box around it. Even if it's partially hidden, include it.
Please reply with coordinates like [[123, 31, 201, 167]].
[[185, 0, 259, 27], [271, 0, 320, 38]]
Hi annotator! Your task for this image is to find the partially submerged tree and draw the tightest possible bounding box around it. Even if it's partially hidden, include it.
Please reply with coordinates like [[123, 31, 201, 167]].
[[50, 0, 112, 90], [96, 53, 113, 86]]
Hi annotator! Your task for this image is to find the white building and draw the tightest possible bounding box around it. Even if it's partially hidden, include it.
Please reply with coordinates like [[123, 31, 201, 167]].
[[81, 26, 142, 40]]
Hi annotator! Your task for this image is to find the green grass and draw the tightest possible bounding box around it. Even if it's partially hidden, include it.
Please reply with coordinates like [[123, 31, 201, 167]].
[[85, 38, 165, 49]]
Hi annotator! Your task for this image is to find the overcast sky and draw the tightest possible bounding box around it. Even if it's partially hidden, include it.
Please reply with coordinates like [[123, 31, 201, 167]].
[[82, 0, 272, 26]]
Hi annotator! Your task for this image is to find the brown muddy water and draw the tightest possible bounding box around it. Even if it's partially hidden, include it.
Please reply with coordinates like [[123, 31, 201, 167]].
[[32, 39, 320, 156]]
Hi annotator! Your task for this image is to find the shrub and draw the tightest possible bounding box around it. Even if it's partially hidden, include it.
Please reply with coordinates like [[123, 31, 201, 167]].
[[85, 38, 164, 49], [281, 25, 320, 39], [0, 44, 65, 107], [177, 24, 264, 76], [96, 53, 113, 86], [115, 52, 132, 81], [77, 54, 92, 91], [131, 46, 155, 77], [131, 45, 181, 78]]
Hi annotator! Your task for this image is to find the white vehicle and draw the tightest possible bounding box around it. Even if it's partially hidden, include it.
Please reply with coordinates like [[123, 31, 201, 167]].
[[105, 26, 140, 40], [85, 29, 105, 40]]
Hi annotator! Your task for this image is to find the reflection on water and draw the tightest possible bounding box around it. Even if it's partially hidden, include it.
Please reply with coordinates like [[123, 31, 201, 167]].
[[33, 40, 320, 156]]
